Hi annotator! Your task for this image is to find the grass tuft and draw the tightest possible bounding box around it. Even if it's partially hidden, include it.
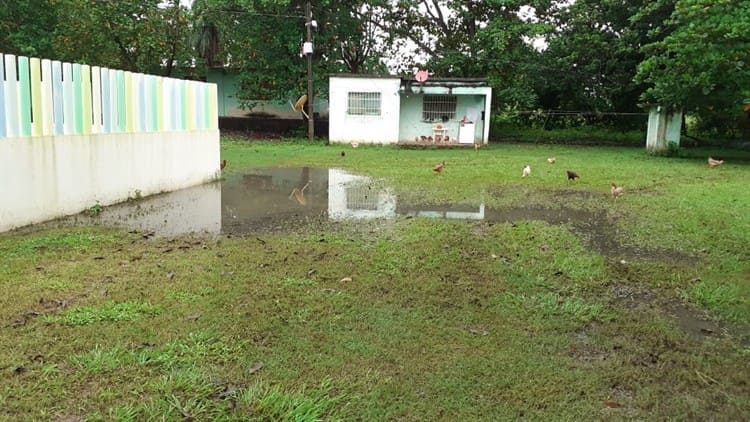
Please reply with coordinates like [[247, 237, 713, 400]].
[[45, 301, 161, 325]]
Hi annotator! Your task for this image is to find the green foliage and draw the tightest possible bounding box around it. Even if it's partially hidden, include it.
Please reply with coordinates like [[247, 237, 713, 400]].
[[490, 114, 645, 144], [636, 0, 750, 132], [191, 0, 386, 103], [540, 0, 658, 115], [86, 201, 104, 216], [0, 0, 59, 57], [52, 0, 193, 75]]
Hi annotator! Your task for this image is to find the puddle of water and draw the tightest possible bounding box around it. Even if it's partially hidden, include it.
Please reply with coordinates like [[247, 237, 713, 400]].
[[53, 167, 687, 262]]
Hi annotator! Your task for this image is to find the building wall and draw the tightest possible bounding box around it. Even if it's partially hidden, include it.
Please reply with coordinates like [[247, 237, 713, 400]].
[[646, 106, 683, 151], [0, 53, 219, 233], [207, 69, 329, 119], [329, 76, 401, 144], [398, 91, 488, 143]]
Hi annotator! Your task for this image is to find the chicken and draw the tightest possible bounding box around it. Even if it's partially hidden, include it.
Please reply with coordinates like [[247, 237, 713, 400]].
[[433, 161, 446, 173], [547, 156, 556, 164], [522, 165, 531, 177], [611, 182, 624, 199], [567, 170, 580, 181], [350, 141, 359, 148], [707, 157, 724, 168], [220, 159, 227, 170]]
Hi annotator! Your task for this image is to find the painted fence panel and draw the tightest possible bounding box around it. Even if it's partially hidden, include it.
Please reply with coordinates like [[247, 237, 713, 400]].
[[19, 56, 32, 136], [52, 61, 64, 135], [30, 58, 42, 136], [81, 65, 92, 135], [91, 66, 102, 134], [5, 54, 19, 137], [40, 59, 54, 136], [0, 53, 217, 138], [0, 59, 4, 137], [73, 63, 83, 134], [62, 62, 74, 134]]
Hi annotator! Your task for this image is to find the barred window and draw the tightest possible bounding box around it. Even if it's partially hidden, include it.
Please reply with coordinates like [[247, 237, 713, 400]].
[[346, 186, 378, 210], [347, 92, 381, 116], [422, 95, 457, 121]]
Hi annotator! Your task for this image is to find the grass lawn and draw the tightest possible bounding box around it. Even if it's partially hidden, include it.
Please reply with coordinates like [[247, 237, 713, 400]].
[[1, 135, 748, 420]]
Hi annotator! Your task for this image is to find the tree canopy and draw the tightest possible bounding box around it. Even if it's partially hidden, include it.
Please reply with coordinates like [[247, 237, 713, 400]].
[[635, 0, 750, 134], [1, 0, 748, 136]]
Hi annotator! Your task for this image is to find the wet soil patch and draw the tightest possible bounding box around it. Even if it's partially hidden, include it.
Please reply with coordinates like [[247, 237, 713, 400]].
[[608, 283, 750, 345]]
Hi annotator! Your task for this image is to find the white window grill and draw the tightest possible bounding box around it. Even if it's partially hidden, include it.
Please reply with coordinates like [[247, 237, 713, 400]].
[[422, 95, 457, 121], [347, 92, 381, 116], [346, 186, 378, 210]]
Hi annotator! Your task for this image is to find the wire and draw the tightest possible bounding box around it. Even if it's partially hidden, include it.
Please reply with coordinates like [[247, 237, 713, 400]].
[[514, 111, 648, 116], [200, 8, 305, 19]]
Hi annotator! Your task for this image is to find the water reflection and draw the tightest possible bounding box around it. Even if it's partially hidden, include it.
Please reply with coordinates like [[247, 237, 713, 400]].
[[58, 167, 688, 263], [65, 167, 484, 236], [65, 182, 222, 237]]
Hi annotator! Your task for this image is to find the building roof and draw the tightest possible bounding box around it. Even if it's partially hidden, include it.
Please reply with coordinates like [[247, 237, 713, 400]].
[[330, 73, 488, 86]]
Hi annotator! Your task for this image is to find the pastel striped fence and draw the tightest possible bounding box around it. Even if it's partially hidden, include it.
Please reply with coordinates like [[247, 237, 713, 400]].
[[0, 53, 218, 137], [0, 53, 221, 233]]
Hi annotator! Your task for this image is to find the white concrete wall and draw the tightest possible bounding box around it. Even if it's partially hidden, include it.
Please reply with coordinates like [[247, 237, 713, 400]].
[[0, 130, 220, 232], [329, 76, 401, 144]]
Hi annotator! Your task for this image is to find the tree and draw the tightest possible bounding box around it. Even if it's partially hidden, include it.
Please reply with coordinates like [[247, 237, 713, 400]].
[[191, 0, 388, 106], [53, 0, 192, 76], [537, 0, 674, 119], [635, 0, 750, 135], [369, 0, 552, 110], [0, 0, 60, 58]]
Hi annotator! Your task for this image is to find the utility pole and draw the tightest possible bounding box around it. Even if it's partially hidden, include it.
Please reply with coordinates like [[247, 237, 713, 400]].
[[305, 1, 314, 141]]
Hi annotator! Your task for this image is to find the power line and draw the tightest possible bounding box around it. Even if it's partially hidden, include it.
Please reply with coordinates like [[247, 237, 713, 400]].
[[200, 8, 305, 19], [514, 111, 648, 116]]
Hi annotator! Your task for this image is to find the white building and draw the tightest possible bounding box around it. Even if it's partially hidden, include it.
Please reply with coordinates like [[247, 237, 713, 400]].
[[328, 74, 492, 145]]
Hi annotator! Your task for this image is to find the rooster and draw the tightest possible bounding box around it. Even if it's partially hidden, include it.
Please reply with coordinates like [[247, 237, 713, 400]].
[[522, 165, 531, 177], [707, 157, 724, 168], [611, 182, 624, 199], [220, 159, 227, 170], [567, 170, 580, 181], [433, 161, 446, 173], [547, 156, 556, 164]]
